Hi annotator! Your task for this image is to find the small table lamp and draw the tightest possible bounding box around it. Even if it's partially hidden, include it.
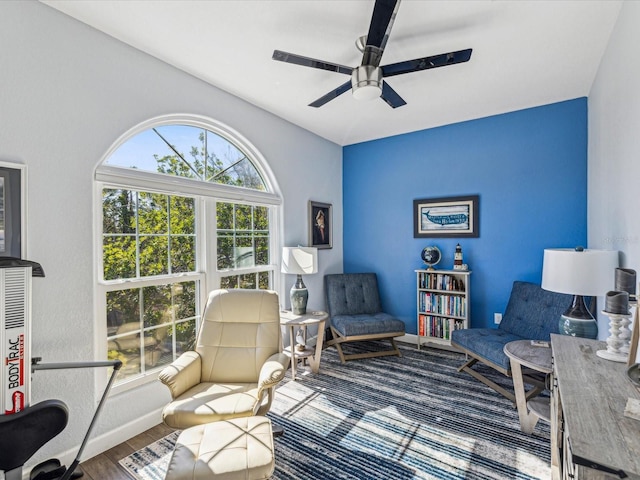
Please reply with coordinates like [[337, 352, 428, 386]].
[[281, 247, 318, 315], [541, 247, 619, 339]]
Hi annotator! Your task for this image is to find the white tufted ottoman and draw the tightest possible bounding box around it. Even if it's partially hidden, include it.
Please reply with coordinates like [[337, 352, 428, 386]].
[[165, 416, 274, 480]]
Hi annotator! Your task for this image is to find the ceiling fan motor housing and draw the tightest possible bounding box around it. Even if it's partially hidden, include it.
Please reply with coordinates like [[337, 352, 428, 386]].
[[351, 65, 383, 100]]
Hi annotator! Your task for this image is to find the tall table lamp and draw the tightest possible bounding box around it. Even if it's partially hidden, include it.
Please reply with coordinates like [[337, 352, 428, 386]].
[[541, 247, 619, 339], [281, 247, 318, 315]]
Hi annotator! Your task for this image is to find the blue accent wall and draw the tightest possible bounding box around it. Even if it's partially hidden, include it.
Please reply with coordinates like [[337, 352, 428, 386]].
[[342, 98, 588, 333]]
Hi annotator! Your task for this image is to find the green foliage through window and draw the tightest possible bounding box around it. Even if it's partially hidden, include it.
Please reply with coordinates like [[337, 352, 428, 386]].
[[216, 202, 269, 271], [106, 281, 197, 380], [103, 190, 196, 280]]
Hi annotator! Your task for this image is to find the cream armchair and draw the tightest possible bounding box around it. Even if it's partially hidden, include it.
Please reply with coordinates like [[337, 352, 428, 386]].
[[159, 289, 289, 429]]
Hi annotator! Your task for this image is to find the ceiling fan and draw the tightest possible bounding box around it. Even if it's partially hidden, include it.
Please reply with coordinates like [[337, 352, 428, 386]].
[[272, 0, 472, 108]]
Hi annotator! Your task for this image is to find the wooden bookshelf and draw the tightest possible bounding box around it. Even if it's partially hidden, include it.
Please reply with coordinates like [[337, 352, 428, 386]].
[[416, 269, 471, 349]]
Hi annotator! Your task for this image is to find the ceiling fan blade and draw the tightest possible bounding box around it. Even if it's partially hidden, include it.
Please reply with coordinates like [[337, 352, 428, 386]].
[[381, 81, 406, 108], [272, 50, 352, 75], [366, 0, 400, 50], [309, 80, 352, 108], [381, 48, 472, 78]]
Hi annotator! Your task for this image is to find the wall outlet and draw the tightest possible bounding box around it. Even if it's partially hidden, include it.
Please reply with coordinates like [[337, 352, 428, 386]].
[[494, 313, 502, 325]]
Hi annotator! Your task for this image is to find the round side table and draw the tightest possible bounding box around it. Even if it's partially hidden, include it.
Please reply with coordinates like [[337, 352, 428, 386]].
[[504, 339, 553, 433], [279, 310, 328, 380]]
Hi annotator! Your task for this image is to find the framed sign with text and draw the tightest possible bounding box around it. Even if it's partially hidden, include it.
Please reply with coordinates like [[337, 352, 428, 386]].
[[413, 195, 479, 238]]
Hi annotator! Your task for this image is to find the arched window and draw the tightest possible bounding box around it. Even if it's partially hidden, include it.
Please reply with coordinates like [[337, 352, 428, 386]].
[[95, 115, 281, 389], [105, 124, 267, 190]]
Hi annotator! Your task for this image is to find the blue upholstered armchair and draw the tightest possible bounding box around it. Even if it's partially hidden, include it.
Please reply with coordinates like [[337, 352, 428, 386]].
[[324, 273, 406, 363], [451, 281, 572, 401]]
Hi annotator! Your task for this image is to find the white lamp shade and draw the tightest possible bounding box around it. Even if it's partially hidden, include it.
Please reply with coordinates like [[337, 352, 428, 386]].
[[281, 247, 318, 275], [542, 248, 619, 296]]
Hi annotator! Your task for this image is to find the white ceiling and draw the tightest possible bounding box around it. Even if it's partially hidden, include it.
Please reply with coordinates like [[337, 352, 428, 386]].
[[41, 0, 622, 146]]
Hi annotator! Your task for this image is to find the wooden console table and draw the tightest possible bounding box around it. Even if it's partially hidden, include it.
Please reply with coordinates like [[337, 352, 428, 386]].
[[550, 334, 640, 479]]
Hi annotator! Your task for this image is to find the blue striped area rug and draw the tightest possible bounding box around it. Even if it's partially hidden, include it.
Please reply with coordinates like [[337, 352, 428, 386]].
[[120, 343, 550, 480]]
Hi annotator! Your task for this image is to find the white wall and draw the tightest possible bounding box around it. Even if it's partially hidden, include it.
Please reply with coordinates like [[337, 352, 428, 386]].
[[588, 0, 640, 346], [0, 0, 342, 466]]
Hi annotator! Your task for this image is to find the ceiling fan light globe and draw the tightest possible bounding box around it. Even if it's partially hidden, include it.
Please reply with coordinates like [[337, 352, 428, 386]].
[[352, 84, 382, 101], [351, 65, 383, 101]]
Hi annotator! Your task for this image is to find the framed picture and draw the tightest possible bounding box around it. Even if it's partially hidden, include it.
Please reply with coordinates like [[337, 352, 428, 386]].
[[0, 162, 25, 258], [309, 201, 332, 249], [413, 195, 479, 238]]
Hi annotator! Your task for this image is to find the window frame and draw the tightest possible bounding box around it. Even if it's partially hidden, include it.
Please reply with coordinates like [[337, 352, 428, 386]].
[[94, 114, 282, 395]]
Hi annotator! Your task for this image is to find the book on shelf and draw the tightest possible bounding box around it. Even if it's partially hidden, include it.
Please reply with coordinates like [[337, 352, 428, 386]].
[[418, 315, 465, 340], [418, 291, 466, 317], [418, 272, 465, 292]]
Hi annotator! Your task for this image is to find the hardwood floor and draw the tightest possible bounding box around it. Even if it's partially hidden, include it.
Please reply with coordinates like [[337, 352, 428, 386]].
[[77, 423, 176, 480]]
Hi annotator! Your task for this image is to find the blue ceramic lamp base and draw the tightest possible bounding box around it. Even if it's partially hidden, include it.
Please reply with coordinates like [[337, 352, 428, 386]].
[[560, 314, 598, 339], [290, 274, 309, 315], [559, 294, 598, 339]]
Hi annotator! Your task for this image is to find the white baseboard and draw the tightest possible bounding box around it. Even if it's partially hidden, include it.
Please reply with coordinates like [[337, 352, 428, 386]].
[[398, 333, 463, 353], [397, 333, 419, 345], [23, 406, 164, 479]]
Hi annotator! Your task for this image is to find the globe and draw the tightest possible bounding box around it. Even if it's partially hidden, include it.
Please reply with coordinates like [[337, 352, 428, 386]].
[[421, 246, 442, 269]]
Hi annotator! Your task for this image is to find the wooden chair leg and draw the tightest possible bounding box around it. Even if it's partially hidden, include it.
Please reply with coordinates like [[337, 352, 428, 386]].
[[326, 327, 347, 363], [390, 337, 402, 357], [457, 357, 516, 402], [324, 325, 403, 363], [341, 349, 401, 361], [457, 356, 478, 372], [334, 342, 347, 364], [460, 364, 516, 402]]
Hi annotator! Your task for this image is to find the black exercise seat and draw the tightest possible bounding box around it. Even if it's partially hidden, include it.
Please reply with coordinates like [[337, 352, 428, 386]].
[[0, 400, 68, 480]]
